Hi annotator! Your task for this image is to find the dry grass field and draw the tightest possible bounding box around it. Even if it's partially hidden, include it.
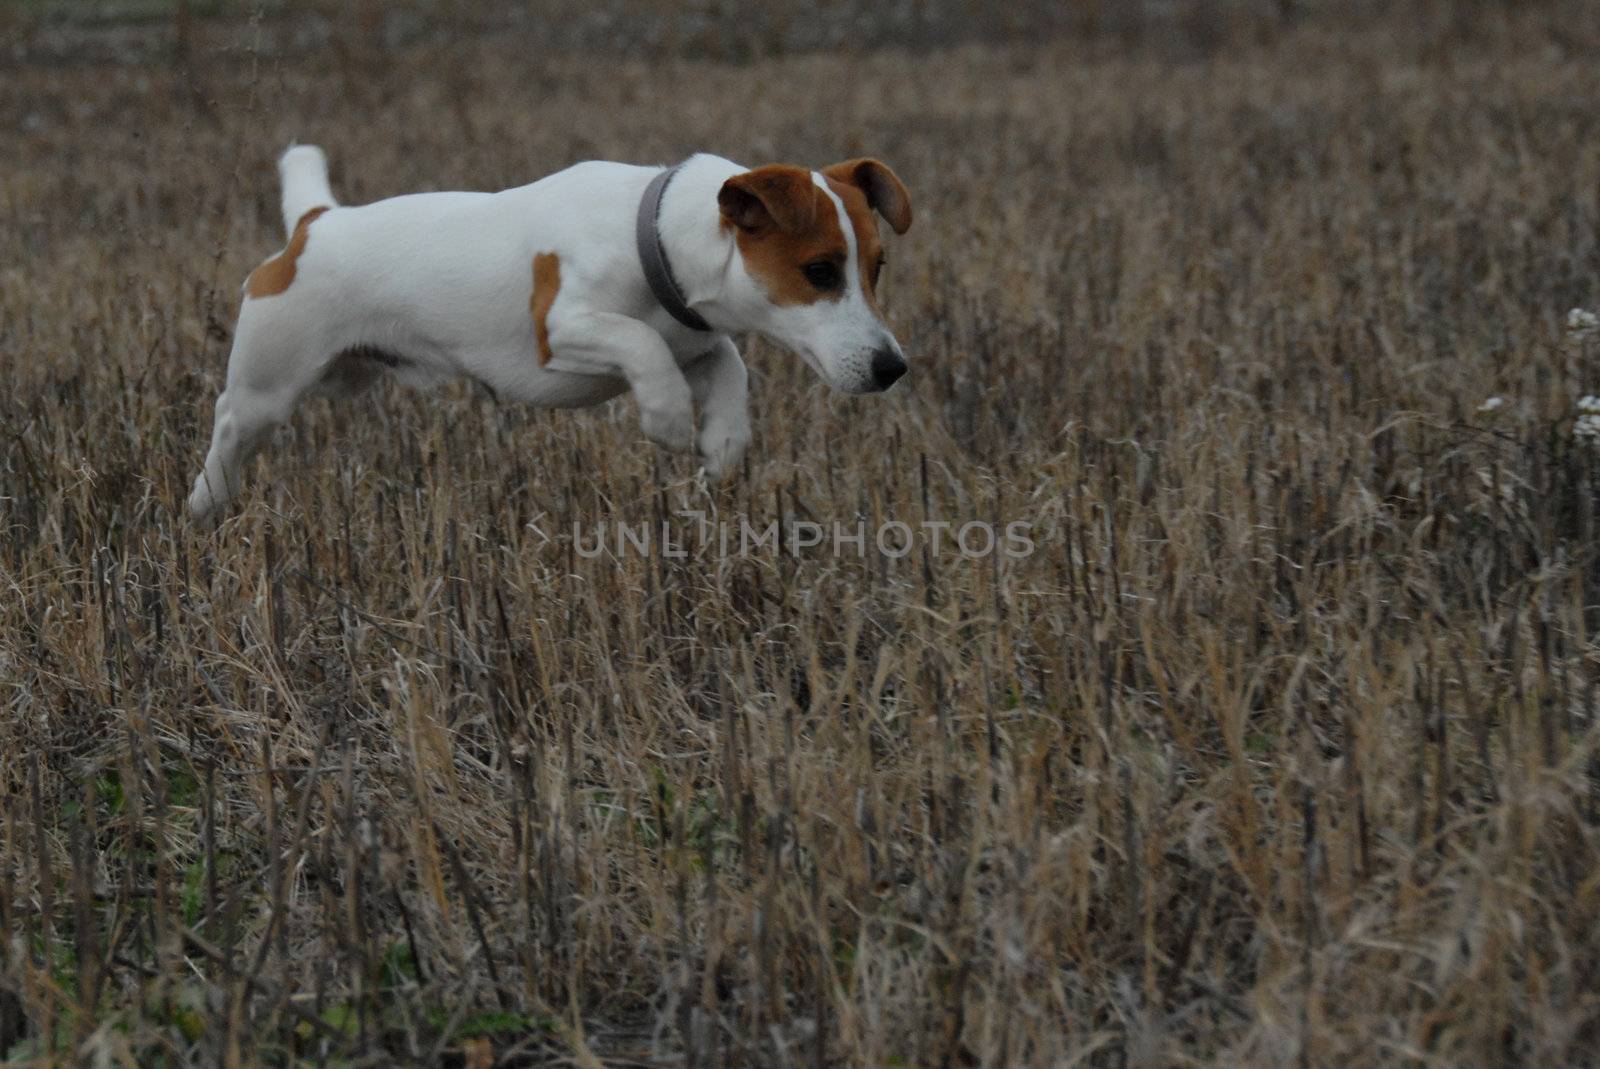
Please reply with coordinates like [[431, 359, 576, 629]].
[[5, 2, 1600, 1065]]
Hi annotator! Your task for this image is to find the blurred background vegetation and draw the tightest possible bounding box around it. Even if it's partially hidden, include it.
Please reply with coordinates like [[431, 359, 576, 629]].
[[8, 0, 1600, 66]]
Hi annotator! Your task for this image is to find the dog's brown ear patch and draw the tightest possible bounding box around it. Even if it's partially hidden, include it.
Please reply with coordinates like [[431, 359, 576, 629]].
[[531, 252, 561, 365], [822, 159, 912, 235], [247, 206, 329, 298], [718, 165, 819, 234]]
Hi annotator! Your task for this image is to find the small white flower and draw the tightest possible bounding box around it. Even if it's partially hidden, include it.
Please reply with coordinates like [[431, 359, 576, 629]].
[[1576, 413, 1600, 441], [1580, 395, 1600, 414], [1569, 308, 1600, 338], [1477, 396, 1504, 413]]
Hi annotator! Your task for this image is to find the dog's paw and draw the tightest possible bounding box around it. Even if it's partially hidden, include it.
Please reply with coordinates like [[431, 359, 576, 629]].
[[698, 418, 751, 480], [186, 478, 224, 524], [640, 403, 696, 454]]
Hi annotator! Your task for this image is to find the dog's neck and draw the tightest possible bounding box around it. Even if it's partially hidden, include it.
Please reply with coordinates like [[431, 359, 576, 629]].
[[653, 153, 745, 332]]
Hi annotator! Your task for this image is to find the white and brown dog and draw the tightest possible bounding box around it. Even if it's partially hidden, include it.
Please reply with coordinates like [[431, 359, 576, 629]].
[[187, 145, 913, 520]]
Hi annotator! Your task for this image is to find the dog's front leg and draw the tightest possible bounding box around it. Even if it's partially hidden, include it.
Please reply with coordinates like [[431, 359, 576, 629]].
[[686, 337, 751, 480], [551, 313, 695, 453]]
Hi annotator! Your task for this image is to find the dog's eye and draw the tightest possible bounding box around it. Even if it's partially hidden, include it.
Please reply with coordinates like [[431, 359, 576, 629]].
[[802, 260, 843, 291], [870, 254, 886, 289]]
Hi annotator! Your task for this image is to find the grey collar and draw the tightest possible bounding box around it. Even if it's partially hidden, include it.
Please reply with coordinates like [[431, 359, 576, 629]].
[[636, 162, 713, 333]]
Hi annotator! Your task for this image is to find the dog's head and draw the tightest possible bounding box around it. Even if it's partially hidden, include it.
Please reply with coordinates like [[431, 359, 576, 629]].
[[717, 159, 912, 394]]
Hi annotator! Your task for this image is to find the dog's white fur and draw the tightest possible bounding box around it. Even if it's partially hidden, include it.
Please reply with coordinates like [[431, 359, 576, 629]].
[[187, 146, 909, 520]]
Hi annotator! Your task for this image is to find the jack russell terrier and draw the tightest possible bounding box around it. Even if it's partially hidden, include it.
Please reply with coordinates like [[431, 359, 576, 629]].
[[187, 145, 913, 520]]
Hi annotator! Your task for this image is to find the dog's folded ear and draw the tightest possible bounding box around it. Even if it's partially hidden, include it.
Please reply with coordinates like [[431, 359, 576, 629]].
[[822, 158, 913, 235], [718, 165, 818, 234]]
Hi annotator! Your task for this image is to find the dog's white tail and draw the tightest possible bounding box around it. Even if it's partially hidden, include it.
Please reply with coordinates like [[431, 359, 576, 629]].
[[278, 144, 337, 237]]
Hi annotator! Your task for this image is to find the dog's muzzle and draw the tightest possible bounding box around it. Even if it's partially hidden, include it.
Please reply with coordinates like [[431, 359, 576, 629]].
[[870, 347, 908, 390]]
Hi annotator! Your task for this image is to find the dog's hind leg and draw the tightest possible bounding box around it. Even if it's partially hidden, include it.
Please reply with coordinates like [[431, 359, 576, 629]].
[[187, 309, 327, 521]]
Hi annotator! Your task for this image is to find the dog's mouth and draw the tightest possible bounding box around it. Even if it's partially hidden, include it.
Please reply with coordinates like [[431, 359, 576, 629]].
[[788, 342, 907, 395], [820, 351, 909, 395], [788, 348, 854, 394], [795, 346, 828, 379]]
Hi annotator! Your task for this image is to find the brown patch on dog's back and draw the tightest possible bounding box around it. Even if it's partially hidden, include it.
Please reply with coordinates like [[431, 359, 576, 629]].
[[531, 252, 561, 365], [247, 206, 329, 299], [720, 165, 847, 307]]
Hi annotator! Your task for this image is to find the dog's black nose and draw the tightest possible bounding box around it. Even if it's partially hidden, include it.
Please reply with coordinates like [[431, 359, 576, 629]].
[[871, 348, 907, 390]]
